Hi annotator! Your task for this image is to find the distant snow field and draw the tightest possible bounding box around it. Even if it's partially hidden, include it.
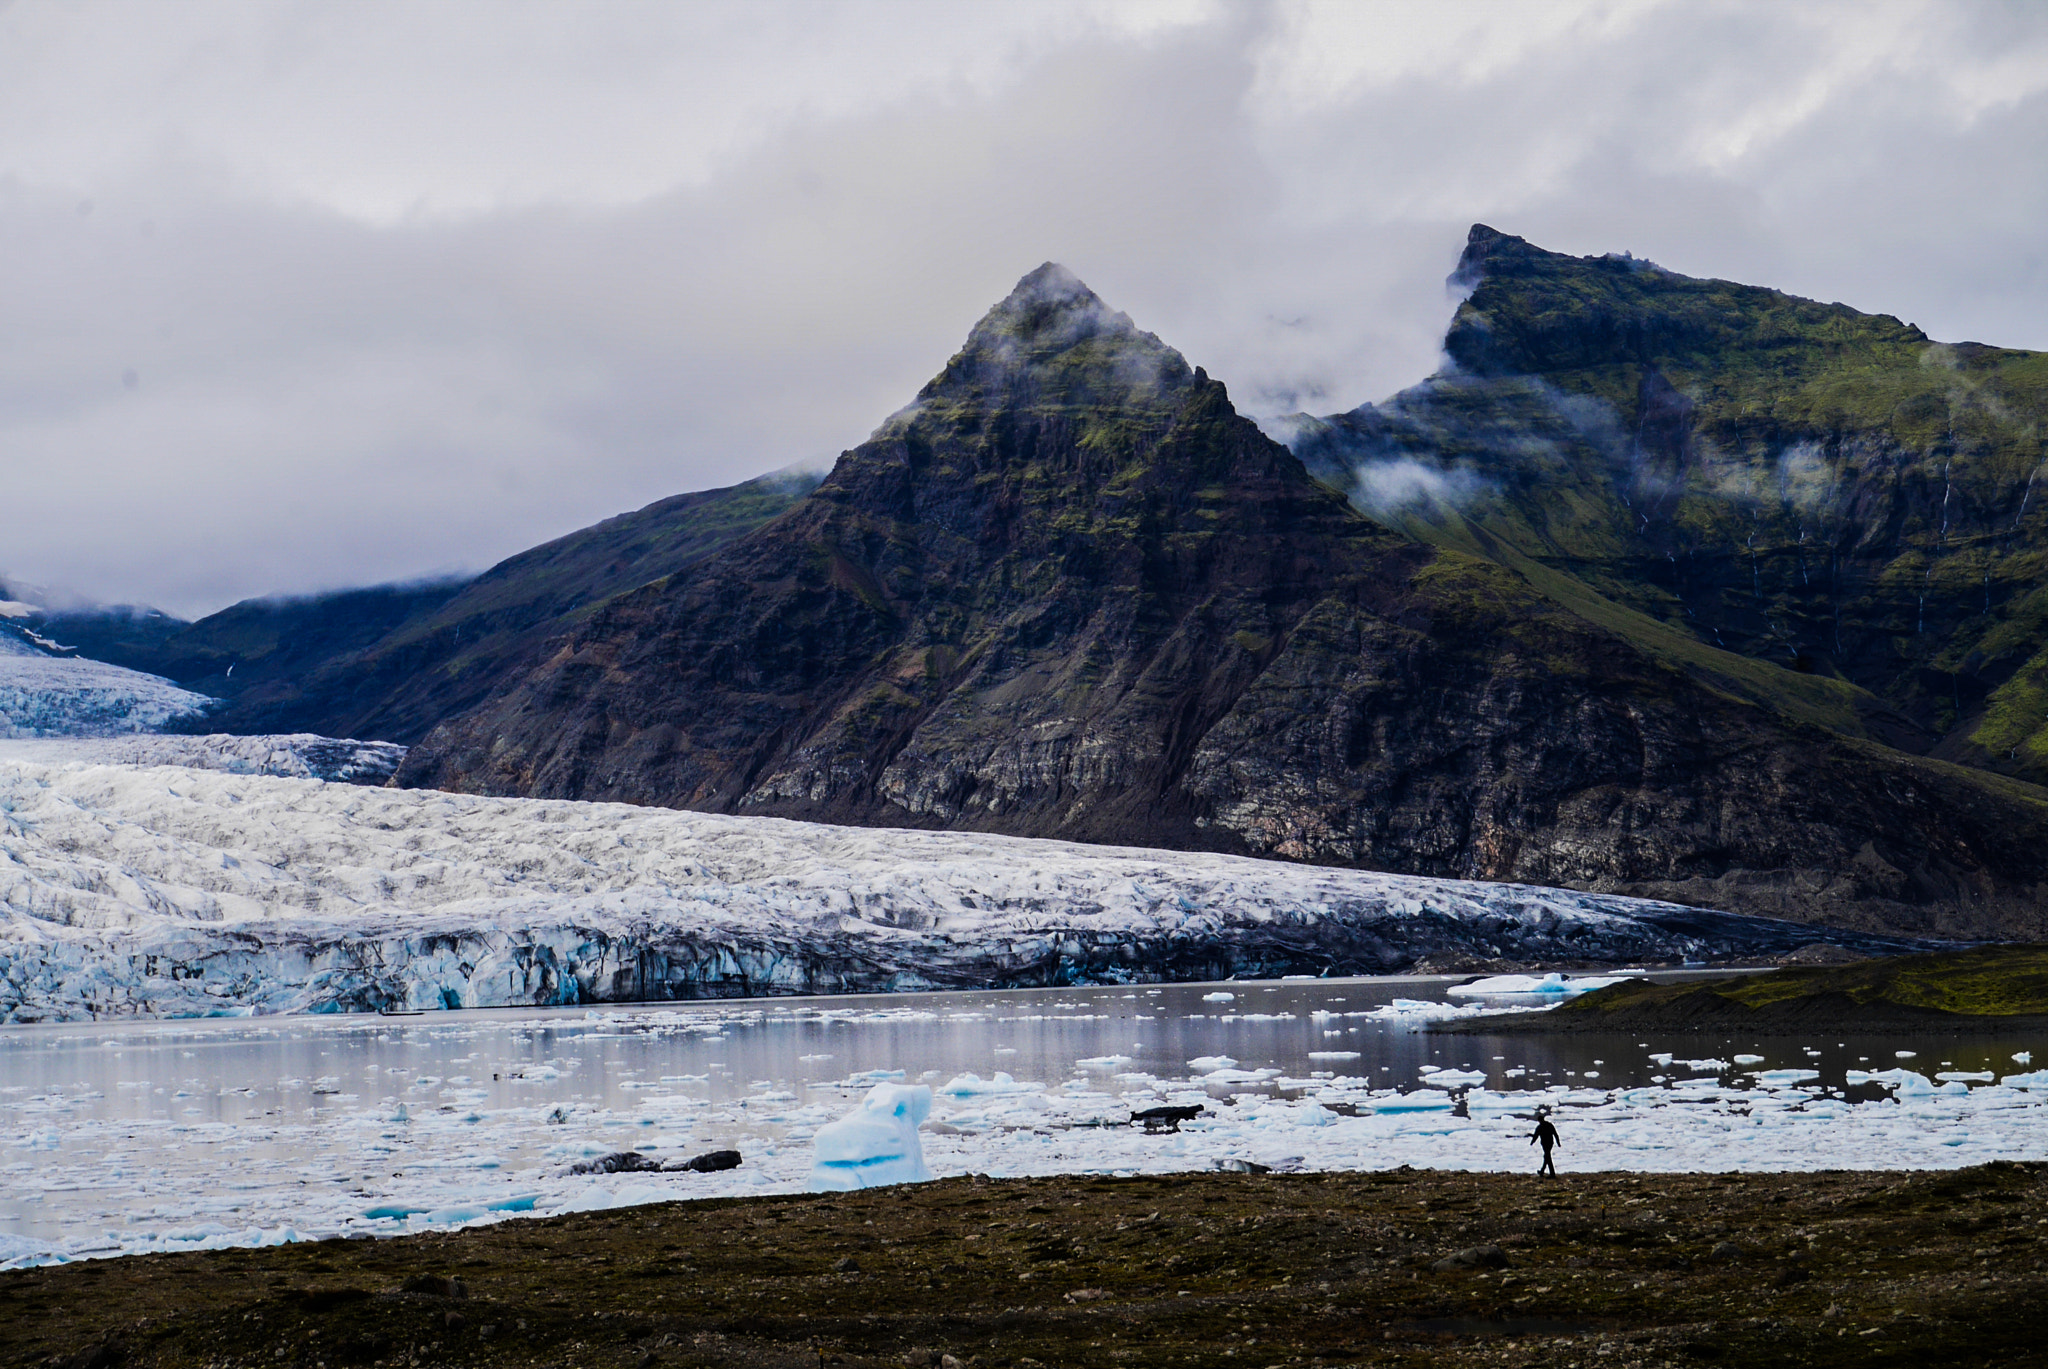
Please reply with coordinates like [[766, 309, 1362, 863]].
[[0, 638, 213, 737], [0, 743, 1850, 1023]]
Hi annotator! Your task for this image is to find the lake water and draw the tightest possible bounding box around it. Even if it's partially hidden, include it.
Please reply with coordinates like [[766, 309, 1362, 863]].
[[3, 973, 2044, 1267]]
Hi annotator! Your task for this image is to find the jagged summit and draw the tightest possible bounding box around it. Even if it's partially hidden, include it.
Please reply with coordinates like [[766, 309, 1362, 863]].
[[986, 261, 1100, 321], [914, 263, 1194, 413], [1448, 223, 1544, 289]]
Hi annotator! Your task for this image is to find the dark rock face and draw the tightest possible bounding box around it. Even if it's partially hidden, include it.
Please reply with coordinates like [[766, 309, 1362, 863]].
[[396, 262, 2048, 938]]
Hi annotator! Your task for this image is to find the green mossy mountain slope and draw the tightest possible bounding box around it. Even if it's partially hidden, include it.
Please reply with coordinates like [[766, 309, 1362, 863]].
[[396, 264, 2048, 938], [1529, 943, 2048, 1032], [1292, 225, 2048, 785]]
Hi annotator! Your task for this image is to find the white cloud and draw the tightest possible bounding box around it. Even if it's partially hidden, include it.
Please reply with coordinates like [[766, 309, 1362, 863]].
[[0, 0, 2043, 616]]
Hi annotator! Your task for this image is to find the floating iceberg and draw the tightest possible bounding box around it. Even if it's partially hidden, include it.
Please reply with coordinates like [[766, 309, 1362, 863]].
[[809, 1083, 934, 1191], [1448, 972, 1640, 998], [937, 1071, 1042, 1097]]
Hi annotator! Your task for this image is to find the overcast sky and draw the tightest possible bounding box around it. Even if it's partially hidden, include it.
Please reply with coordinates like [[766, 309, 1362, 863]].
[[4, 0, 2045, 618]]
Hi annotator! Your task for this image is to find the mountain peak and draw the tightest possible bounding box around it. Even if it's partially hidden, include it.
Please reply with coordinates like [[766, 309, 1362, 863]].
[[1448, 224, 1555, 290], [919, 263, 1193, 412], [965, 262, 1126, 351]]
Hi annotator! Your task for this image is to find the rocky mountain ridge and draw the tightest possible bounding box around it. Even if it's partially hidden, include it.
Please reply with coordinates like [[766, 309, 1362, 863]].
[[22, 470, 820, 743], [394, 261, 2048, 939], [1292, 225, 2048, 784]]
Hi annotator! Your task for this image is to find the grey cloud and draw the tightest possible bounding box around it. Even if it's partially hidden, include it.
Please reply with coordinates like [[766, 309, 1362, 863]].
[[0, 1, 2043, 617], [1349, 458, 1492, 520]]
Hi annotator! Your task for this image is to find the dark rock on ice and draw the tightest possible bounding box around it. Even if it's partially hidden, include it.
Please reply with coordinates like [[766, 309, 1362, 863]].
[[565, 1152, 666, 1176], [1130, 1105, 1205, 1133], [667, 1148, 742, 1173], [562, 1148, 740, 1176]]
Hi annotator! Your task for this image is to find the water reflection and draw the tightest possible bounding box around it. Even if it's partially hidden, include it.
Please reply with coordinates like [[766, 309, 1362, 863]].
[[2, 972, 2042, 1261]]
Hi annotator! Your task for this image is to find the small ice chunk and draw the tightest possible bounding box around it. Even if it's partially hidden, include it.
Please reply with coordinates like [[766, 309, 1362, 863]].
[[1755, 1069, 1820, 1087], [1202, 992, 1236, 1003], [1419, 1067, 1488, 1088], [1187, 1056, 1238, 1072], [1732, 1054, 1765, 1065], [1307, 1051, 1362, 1060], [1896, 1051, 1917, 1060], [808, 1083, 934, 1191], [936, 1071, 1042, 1096], [1368, 1090, 1454, 1113], [2013, 1052, 2033, 1066], [1881, 1070, 1937, 1096], [1075, 1055, 1133, 1069], [1935, 1071, 1994, 1084]]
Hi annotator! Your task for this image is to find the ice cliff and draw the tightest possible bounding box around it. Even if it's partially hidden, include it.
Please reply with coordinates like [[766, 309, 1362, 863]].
[[0, 635, 213, 737], [0, 743, 1943, 1023]]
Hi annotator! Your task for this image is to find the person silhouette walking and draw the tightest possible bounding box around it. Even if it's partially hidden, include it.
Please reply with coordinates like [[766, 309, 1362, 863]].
[[1529, 1108, 1560, 1176]]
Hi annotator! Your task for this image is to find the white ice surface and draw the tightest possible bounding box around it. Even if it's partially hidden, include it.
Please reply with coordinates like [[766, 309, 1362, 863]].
[[0, 648, 212, 738], [0, 752, 1764, 1022]]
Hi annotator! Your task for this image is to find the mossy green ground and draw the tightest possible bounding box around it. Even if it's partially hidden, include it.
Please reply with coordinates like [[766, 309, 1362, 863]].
[[1542, 946, 2048, 1031], [7, 1167, 2045, 1369]]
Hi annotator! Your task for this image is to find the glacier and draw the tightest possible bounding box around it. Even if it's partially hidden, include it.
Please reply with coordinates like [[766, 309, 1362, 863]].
[[0, 635, 213, 738], [0, 734, 405, 783], [0, 739, 1944, 1023]]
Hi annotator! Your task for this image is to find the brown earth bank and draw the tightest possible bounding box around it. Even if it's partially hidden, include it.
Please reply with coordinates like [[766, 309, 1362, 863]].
[[7, 1166, 2047, 1369]]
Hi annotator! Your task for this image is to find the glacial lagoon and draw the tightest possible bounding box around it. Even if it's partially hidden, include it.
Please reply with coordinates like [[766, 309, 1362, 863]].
[[3, 973, 2044, 1268]]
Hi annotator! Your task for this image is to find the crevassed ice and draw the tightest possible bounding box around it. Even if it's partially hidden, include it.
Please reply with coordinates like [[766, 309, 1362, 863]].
[[0, 751, 1792, 1022], [0, 651, 212, 738]]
